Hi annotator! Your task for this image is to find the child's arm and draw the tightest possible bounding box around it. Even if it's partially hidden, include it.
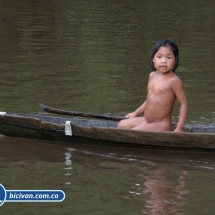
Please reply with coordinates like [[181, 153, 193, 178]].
[[126, 101, 146, 118], [174, 101, 188, 132], [172, 79, 188, 132]]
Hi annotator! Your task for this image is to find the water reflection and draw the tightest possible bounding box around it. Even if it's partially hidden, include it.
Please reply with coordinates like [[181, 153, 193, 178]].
[[64, 147, 75, 186], [77, 147, 213, 214], [1, 136, 215, 214], [140, 169, 189, 215]]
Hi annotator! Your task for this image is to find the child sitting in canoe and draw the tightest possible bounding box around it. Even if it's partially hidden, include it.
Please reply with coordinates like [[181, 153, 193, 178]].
[[117, 39, 188, 132]]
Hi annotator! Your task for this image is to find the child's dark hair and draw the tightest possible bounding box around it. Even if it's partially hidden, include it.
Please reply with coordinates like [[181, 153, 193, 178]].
[[150, 39, 179, 72]]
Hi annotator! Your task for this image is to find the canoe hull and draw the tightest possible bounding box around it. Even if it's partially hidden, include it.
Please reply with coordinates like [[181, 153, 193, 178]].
[[0, 112, 215, 150], [71, 123, 215, 149]]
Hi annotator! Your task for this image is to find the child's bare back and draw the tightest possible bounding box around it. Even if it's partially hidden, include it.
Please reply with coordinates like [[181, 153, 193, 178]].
[[117, 39, 188, 132]]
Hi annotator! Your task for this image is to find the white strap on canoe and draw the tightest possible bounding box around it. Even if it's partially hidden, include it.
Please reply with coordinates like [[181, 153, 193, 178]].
[[65, 121, 72, 136], [0, 112, 6, 115]]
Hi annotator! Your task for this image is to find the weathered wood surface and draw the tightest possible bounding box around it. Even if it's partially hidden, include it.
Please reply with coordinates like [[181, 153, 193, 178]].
[[71, 123, 215, 149], [0, 114, 64, 130], [40, 103, 126, 121], [0, 111, 215, 150], [0, 112, 117, 127]]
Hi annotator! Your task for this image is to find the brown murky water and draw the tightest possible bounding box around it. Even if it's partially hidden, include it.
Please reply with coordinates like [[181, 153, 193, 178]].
[[0, 1, 215, 214]]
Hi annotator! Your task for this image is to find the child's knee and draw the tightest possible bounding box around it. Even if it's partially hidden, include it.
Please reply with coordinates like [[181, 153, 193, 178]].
[[117, 119, 130, 128], [117, 120, 123, 128]]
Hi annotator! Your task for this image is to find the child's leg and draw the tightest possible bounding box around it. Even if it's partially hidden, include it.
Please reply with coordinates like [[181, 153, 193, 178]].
[[117, 117, 145, 129], [132, 120, 172, 131]]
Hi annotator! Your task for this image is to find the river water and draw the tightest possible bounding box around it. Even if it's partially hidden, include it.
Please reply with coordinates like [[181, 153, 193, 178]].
[[0, 1, 215, 214]]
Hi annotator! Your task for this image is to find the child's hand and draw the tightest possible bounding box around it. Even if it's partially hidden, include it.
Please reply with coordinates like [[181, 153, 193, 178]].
[[125, 112, 136, 118], [173, 127, 184, 132]]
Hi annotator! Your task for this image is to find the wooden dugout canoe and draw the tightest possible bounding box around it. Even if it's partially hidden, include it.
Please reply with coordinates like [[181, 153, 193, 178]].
[[0, 110, 215, 150]]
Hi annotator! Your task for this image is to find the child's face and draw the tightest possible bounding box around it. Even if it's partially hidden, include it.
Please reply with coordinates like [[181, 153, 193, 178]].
[[152, 46, 176, 73]]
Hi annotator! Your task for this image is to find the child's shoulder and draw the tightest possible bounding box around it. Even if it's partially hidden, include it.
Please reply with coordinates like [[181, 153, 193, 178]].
[[170, 73, 183, 86], [149, 71, 156, 78], [171, 72, 182, 81]]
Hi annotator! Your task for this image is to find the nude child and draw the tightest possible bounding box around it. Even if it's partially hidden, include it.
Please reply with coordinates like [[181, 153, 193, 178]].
[[117, 39, 188, 132]]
